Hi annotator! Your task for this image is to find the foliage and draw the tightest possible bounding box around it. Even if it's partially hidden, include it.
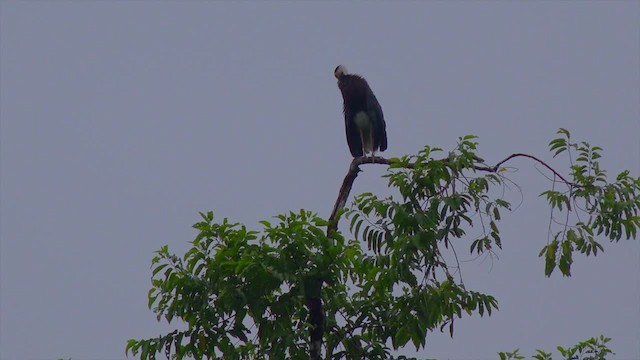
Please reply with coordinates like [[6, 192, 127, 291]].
[[127, 211, 346, 359], [127, 130, 639, 359], [499, 335, 613, 360], [540, 129, 640, 276]]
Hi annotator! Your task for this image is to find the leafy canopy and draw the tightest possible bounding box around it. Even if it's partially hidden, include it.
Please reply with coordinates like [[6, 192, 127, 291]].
[[127, 129, 639, 359]]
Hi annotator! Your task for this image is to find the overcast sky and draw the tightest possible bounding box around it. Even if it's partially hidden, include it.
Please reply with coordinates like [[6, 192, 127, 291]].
[[1, 2, 638, 359]]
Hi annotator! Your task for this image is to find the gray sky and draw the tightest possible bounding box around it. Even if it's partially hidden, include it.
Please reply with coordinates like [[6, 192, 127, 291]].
[[1, 2, 638, 359]]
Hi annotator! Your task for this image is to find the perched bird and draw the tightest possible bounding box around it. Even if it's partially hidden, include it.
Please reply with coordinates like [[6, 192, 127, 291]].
[[334, 65, 388, 158]]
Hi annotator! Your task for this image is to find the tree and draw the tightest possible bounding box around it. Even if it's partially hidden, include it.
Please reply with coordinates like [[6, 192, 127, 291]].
[[126, 129, 639, 359], [499, 335, 614, 360]]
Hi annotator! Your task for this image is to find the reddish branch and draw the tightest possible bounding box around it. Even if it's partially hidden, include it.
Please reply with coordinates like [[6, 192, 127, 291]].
[[474, 153, 578, 187]]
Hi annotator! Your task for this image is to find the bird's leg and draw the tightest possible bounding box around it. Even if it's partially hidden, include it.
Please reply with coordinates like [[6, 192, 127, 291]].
[[359, 132, 367, 158], [369, 130, 375, 158]]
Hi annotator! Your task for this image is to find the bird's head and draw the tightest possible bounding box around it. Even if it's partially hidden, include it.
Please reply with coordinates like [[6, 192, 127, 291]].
[[334, 65, 348, 80]]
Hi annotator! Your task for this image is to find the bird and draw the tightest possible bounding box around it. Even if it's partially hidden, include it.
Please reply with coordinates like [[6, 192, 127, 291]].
[[334, 65, 388, 158]]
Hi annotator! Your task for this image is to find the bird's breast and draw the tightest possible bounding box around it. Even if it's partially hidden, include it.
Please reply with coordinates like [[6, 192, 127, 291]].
[[354, 112, 371, 130]]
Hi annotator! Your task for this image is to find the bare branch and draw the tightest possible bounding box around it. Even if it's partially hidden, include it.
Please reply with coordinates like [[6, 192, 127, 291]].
[[327, 156, 395, 236], [474, 153, 578, 187]]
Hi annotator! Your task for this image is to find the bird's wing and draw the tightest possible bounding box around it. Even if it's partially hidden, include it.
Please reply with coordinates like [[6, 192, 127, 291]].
[[366, 90, 387, 152], [344, 105, 364, 157]]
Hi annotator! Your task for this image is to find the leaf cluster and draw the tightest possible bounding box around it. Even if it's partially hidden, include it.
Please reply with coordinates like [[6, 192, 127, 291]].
[[540, 129, 640, 276], [127, 210, 356, 359], [499, 335, 613, 360], [340, 136, 509, 355]]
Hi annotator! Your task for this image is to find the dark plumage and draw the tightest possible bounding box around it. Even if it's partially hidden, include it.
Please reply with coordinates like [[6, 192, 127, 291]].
[[334, 65, 387, 158]]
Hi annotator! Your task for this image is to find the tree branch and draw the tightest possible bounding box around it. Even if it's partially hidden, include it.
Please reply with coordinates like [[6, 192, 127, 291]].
[[327, 153, 578, 236], [327, 156, 394, 235], [474, 153, 579, 187], [310, 156, 390, 360]]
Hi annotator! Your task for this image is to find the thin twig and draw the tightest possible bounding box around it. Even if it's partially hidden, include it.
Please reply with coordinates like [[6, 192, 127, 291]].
[[475, 153, 578, 187]]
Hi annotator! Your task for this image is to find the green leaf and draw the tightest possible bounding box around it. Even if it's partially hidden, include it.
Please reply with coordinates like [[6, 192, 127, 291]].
[[543, 240, 558, 276], [152, 263, 168, 277], [394, 324, 411, 349], [559, 240, 573, 276]]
